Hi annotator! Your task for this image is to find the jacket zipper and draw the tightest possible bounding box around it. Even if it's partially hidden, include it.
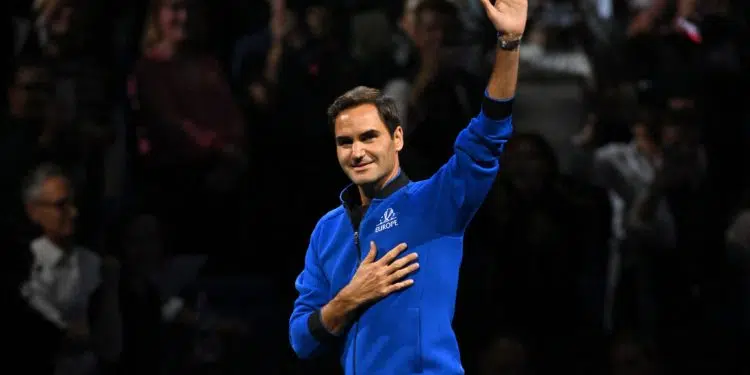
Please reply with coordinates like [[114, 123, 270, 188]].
[[352, 230, 361, 375]]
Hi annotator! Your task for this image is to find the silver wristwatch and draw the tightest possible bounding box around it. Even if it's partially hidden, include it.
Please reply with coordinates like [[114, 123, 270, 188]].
[[497, 32, 523, 51]]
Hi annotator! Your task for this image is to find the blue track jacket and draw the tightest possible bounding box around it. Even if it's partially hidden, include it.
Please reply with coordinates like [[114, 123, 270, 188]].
[[289, 93, 514, 374]]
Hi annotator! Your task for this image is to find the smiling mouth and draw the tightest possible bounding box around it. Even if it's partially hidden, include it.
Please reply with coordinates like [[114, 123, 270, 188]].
[[352, 162, 372, 171]]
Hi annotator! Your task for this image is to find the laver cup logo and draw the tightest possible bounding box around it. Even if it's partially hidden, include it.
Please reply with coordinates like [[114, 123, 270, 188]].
[[375, 208, 398, 233]]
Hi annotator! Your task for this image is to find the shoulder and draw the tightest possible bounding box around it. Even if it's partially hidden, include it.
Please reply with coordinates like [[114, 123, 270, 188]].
[[312, 206, 347, 237], [318, 205, 346, 225], [405, 180, 428, 194], [593, 142, 631, 162]]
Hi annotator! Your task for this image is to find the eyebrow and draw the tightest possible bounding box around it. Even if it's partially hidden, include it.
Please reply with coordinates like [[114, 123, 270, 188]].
[[336, 129, 381, 143], [360, 129, 380, 139]]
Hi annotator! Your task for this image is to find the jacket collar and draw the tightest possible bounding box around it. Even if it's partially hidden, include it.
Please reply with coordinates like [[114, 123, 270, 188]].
[[340, 170, 410, 209]]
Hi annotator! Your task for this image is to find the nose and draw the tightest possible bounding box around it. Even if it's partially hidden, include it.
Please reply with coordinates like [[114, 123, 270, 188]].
[[351, 142, 366, 159]]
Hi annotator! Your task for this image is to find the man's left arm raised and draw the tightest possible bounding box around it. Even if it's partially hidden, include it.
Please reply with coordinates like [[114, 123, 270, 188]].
[[419, 0, 527, 232]]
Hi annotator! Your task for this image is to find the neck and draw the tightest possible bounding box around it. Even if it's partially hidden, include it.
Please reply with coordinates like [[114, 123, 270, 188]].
[[357, 166, 400, 206]]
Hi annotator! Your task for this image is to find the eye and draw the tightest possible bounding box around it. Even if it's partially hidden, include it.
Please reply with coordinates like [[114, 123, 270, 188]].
[[359, 130, 379, 142], [336, 137, 353, 147]]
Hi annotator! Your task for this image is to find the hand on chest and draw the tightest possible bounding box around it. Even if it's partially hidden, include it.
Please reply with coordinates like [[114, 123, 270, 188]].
[[324, 202, 428, 291]]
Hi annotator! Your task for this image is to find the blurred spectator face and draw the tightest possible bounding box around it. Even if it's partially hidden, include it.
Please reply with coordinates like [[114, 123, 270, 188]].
[[400, 0, 422, 39], [334, 105, 404, 187], [306, 6, 331, 39], [503, 137, 554, 195], [660, 124, 700, 167], [158, 0, 190, 45], [27, 176, 77, 241], [47, 4, 74, 39], [660, 124, 682, 148], [413, 9, 446, 52], [659, 111, 700, 154], [37, 0, 91, 56], [8, 65, 53, 121]]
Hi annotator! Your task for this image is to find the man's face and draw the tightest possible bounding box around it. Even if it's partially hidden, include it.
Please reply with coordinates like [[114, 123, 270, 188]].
[[8, 66, 52, 120], [27, 176, 77, 241], [334, 104, 403, 188], [159, 0, 190, 44]]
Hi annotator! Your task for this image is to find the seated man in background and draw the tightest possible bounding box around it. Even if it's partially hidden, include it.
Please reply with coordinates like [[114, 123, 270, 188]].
[[19, 163, 122, 375]]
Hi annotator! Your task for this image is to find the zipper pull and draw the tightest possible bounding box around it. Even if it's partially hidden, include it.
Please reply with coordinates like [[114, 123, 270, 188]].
[[354, 231, 359, 246]]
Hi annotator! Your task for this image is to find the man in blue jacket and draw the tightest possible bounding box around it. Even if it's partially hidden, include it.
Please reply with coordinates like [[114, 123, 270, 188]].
[[289, 0, 527, 373]]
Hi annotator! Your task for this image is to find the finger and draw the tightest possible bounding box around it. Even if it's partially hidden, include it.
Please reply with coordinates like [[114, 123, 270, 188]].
[[377, 243, 408, 264], [388, 252, 418, 272], [390, 262, 420, 281], [386, 279, 415, 294], [362, 241, 377, 263], [479, 0, 496, 14]]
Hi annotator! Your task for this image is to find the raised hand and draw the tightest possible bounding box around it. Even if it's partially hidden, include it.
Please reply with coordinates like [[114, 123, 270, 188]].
[[340, 242, 419, 305], [479, 0, 528, 35]]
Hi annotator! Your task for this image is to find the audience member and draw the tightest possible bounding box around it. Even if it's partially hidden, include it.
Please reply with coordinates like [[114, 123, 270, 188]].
[[1, 0, 748, 373]]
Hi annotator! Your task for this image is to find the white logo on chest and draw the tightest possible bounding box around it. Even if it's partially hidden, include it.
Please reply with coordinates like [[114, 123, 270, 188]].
[[375, 208, 398, 233]]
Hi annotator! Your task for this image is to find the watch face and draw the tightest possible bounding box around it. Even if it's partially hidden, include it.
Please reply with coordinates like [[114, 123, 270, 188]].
[[499, 39, 521, 51]]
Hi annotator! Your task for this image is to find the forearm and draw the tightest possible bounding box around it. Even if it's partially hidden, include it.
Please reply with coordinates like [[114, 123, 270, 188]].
[[486, 47, 520, 100], [290, 291, 357, 359], [319, 291, 359, 336]]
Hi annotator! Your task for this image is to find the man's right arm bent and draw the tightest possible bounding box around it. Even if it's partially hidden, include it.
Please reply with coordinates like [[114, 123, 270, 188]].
[[290, 236, 418, 358], [289, 229, 341, 359]]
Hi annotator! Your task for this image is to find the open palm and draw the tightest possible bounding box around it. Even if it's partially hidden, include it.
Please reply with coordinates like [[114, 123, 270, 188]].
[[480, 0, 528, 35]]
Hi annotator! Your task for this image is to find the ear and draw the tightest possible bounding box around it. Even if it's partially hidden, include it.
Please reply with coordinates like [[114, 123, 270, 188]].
[[393, 126, 404, 152]]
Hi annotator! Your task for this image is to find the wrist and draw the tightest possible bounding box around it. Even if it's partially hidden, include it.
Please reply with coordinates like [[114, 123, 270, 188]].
[[496, 31, 523, 51], [318, 292, 359, 336], [333, 288, 360, 311]]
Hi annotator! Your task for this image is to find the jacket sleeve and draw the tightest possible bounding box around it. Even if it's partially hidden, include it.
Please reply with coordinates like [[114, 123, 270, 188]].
[[419, 92, 514, 233], [289, 228, 337, 358]]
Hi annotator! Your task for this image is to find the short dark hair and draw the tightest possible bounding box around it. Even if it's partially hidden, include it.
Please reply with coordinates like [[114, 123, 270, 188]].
[[327, 86, 401, 135], [22, 163, 68, 204]]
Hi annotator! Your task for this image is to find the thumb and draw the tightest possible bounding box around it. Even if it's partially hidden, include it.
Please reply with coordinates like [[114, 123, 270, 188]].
[[363, 241, 377, 263]]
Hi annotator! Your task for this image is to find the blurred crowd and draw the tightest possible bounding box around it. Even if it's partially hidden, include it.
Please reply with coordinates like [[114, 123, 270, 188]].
[[0, 0, 749, 374]]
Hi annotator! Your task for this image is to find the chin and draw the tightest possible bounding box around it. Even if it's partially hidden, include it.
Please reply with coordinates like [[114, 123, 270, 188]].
[[348, 171, 380, 186]]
